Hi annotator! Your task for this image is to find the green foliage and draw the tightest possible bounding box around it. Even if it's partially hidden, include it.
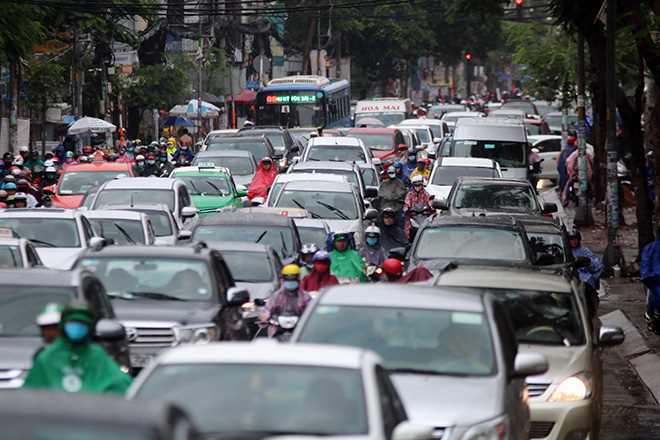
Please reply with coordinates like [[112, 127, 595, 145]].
[[203, 47, 231, 97], [23, 56, 68, 112], [122, 63, 192, 111], [0, 3, 45, 62]]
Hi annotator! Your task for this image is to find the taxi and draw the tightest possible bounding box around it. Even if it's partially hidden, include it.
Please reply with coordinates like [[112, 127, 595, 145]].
[[0, 228, 44, 268], [169, 163, 247, 216], [49, 152, 134, 209]]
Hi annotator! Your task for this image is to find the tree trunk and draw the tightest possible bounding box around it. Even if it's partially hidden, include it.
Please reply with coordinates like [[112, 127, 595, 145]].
[[8, 61, 20, 155], [587, 29, 608, 203]]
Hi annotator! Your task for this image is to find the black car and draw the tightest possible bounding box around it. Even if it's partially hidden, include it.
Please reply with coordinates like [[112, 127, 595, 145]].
[[71, 243, 250, 370], [0, 268, 130, 388], [237, 126, 300, 171], [192, 212, 302, 266], [201, 135, 277, 166], [0, 390, 198, 440]]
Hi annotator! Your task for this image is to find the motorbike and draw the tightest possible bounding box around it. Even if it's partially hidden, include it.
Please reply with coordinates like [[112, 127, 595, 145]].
[[366, 264, 385, 282], [254, 312, 299, 342], [40, 188, 54, 208], [408, 203, 434, 242]]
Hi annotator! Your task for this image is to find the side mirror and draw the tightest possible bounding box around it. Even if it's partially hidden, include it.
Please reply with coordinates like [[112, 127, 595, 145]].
[[391, 421, 434, 440], [251, 197, 265, 206], [364, 208, 379, 220], [227, 287, 250, 306], [95, 319, 126, 342], [181, 206, 199, 218], [389, 247, 407, 261], [236, 190, 248, 197], [542, 203, 558, 214], [534, 252, 556, 266], [512, 352, 548, 378], [398, 144, 408, 151], [290, 144, 300, 153], [236, 184, 247, 192], [88, 236, 109, 250], [273, 152, 284, 160], [599, 326, 624, 346], [427, 151, 436, 160], [372, 158, 382, 166], [432, 198, 448, 210], [574, 256, 591, 268], [433, 137, 442, 144], [43, 185, 55, 193], [366, 187, 379, 198], [178, 230, 192, 240]]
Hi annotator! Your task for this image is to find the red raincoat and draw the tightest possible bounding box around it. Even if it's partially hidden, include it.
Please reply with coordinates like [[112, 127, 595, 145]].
[[248, 157, 278, 201], [301, 268, 339, 293]]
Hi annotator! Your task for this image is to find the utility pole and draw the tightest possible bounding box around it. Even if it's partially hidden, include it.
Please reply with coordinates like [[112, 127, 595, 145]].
[[574, 33, 593, 227], [8, 61, 19, 154]]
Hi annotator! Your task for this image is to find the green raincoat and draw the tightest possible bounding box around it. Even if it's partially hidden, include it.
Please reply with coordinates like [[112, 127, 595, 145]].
[[330, 249, 367, 282], [23, 336, 132, 395]]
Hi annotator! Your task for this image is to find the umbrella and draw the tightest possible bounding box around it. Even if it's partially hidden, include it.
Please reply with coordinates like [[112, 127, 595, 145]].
[[354, 117, 384, 127], [168, 100, 220, 119], [163, 115, 195, 127], [227, 89, 256, 105], [67, 116, 116, 135]]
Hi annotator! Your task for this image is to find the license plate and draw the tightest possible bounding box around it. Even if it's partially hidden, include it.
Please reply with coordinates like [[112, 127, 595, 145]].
[[130, 354, 154, 368]]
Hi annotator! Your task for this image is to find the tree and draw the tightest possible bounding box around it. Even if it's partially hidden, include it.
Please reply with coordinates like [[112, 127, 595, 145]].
[[122, 63, 191, 112]]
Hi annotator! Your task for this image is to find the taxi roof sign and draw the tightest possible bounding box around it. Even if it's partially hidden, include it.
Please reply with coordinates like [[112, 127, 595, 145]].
[[197, 162, 216, 169], [0, 227, 16, 238]]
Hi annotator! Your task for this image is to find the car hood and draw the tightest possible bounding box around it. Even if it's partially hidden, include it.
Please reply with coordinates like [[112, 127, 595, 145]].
[[451, 207, 540, 217], [52, 194, 84, 209], [192, 195, 236, 214], [391, 373, 503, 428], [520, 343, 591, 385], [233, 174, 255, 187], [0, 336, 44, 370], [112, 300, 219, 326], [36, 248, 83, 270], [426, 184, 451, 200], [235, 281, 278, 301]]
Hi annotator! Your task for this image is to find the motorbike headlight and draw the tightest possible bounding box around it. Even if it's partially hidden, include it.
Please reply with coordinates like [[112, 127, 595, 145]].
[[279, 158, 287, 168], [548, 373, 592, 402], [277, 315, 299, 330], [462, 415, 507, 440], [242, 302, 256, 312]]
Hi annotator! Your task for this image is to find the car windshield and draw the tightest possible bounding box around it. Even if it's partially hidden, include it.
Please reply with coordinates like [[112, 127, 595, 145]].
[[0, 286, 74, 336], [525, 123, 544, 136], [464, 288, 584, 346], [431, 166, 497, 186], [58, 171, 127, 196], [452, 140, 527, 168], [297, 226, 329, 250], [207, 142, 270, 162], [264, 134, 286, 152], [178, 176, 231, 197], [527, 232, 566, 264], [415, 227, 527, 261], [4, 422, 156, 440], [94, 190, 174, 211], [220, 250, 274, 282], [134, 364, 368, 436], [454, 184, 537, 211], [1, 219, 80, 248], [0, 245, 22, 268], [192, 157, 255, 176], [77, 258, 213, 301], [88, 219, 145, 245], [414, 128, 431, 142], [290, 168, 357, 187], [355, 113, 404, 127], [193, 226, 295, 259], [276, 190, 358, 220], [307, 146, 366, 163], [347, 133, 393, 151], [299, 305, 496, 376]]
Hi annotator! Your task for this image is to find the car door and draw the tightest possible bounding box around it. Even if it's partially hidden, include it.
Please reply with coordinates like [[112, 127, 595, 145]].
[[375, 365, 408, 440]]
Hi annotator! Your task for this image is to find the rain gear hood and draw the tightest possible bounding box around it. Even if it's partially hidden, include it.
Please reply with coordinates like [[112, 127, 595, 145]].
[[247, 157, 278, 201]]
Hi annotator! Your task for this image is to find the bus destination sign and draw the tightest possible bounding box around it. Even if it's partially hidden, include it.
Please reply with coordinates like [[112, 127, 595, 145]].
[[265, 94, 317, 104]]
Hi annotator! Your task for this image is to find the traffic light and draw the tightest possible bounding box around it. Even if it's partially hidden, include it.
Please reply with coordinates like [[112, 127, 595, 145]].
[[515, 0, 523, 4], [465, 53, 472, 61]]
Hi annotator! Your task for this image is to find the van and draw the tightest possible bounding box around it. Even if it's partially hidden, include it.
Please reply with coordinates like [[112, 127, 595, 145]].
[[354, 98, 413, 127], [447, 118, 529, 180]]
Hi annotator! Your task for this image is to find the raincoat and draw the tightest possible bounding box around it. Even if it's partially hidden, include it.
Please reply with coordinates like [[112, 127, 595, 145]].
[[557, 143, 575, 190], [402, 157, 417, 180], [396, 267, 433, 283], [410, 167, 430, 183], [55, 146, 67, 165], [23, 336, 132, 394], [330, 247, 367, 282], [25, 153, 43, 172], [376, 177, 407, 213], [564, 149, 593, 197], [258, 283, 312, 338], [247, 158, 278, 201], [359, 242, 389, 266], [301, 267, 339, 292], [642, 239, 660, 310], [166, 138, 177, 155], [116, 153, 135, 165], [173, 146, 194, 162], [571, 245, 604, 289], [378, 218, 409, 252], [403, 187, 432, 237]]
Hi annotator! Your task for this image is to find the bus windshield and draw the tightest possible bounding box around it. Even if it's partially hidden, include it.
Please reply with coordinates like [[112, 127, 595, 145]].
[[257, 91, 326, 128]]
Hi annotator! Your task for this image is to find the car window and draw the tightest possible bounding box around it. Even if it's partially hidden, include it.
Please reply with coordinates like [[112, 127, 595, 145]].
[[1, 218, 81, 248], [193, 226, 296, 259], [191, 157, 255, 176], [211, 254, 233, 298], [88, 219, 146, 245], [0, 286, 75, 336], [81, 217, 95, 243], [0, 246, 22, 268], [536, 139, 562, 153], [178, 176, 231, 197], [26, 244, 42, 267], [415, 227, 527, 261], [95, 189, 174, 211], [58, 171, 128, 195], [207, 142, 270, 162], [452, 140, 527, 168], [297, 226, 328, 250], [83, 278, 112, 319], [375, 365, 407, 438], [146, 220, 156, 245], [276, 190, 358, 220], [142, 211, 174, 237], [431, 166, 497, 186], [361, 168, 379, 186], [453, 184, 537, 211], [347, 133, 393, 151], [527, 232, 566, 263], [220, 250, 274, 282], [307, 146, 366, 163]]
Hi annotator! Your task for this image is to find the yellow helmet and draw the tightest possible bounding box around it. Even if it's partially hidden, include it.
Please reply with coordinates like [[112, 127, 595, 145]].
[[167, 137, 176, 144], [282, 264, 301, 280]]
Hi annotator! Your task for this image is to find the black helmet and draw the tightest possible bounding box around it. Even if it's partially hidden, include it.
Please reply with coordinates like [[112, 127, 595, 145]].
[[567, 229, 581, 241], [381, 207, 396, 218]]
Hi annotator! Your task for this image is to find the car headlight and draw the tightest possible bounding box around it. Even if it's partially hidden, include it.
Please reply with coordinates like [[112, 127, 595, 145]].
[[462, 415, 507, 440], [174, 324, 219, 345], [217, 205, 236, 213], [547, 373, 593, 402]]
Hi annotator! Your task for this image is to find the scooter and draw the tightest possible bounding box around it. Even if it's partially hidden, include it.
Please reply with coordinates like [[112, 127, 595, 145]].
[[253, 313, 299, 341], [408, 203, 434, 242]]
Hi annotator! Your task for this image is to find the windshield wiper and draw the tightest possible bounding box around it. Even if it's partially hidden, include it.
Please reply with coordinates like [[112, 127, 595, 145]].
[[127, 292, 184, 301], [254, 230, 268, 244], [29, 239, 57, 248], [389, 368, 446, 376], [290, 199, 321, 219], [280, 230, 289, 257], [188, 180, 203, 196], [113, 223, 136, 245], [316, 201, 349, 220], [206, 180, 227, 196]]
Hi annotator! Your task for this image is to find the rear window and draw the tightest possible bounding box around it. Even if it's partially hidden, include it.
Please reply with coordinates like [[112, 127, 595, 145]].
[[415, 227, 527, 261], [207, 142, 269, 162], [432, 166, 497, 186], [346, 133, 393, 151]]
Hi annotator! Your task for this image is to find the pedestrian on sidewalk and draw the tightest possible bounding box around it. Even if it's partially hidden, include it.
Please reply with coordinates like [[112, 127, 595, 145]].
[[641, 226, 660, 333], [569, 229, 604, 319]]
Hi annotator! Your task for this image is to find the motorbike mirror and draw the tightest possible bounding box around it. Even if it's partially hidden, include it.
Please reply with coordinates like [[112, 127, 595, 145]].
[[574, 256, 591, 268], [254, 298, 266, 307], [42, 185, 55, 194], [541, 203, 558, 214], [389, 247, 407, 261], [226, 287, 250, 306], [364, 208, 379, 220], [398, 144, 409, 151]]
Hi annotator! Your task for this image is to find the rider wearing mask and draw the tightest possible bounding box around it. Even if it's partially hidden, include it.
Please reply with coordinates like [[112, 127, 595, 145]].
[[377, 166, 407, 214], [329, 231, 367, 282], [64, 151, 76, 167], [247, 157, 277, 202], [410, 158, 430, 183], [568, 229, 603, 318], [133, 155, 145, 177], [142, 154, 163, 177], [300, 243, 319, 277], [166, 137, 177, 156], [378, 207, 409, 252], [173, 141, 194, 163], [23, 300, 132, 394], [392, 161, 411, 188], [158, 150, 174, 175], [116, 145, 135, 165], [359, 225, 388, 267], [301, 251, 339, 292], [402, 148, 418, 180], [259, 265, 312, 338], [403, 174, 433, 238], [39, 166, 59, 190]]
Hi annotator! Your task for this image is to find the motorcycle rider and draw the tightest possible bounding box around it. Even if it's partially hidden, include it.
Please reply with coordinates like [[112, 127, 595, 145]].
[[300, 243, 319, 277], [133, 155, 145, 177], [39, 166, 59, 190], [142, 153, 164, 177], [258, 265, 312, 339], [359, 225, 388, 267], [12, 192, 28, 208], [158, 150, 174, 175], [173, 141, 194, 163], [301, 251, 339, 292], [557, 135, 576, 191], [378, 207, 409, 252], [403, 174, 433, 238], [641, 223, 660, 333], [23, 300, 132, 394], [16, 180, 39, 207], [376, 166, 407, 214], [329, 231, 367, 283], [36, 303, 63, 345], [166, 137, 177, 156], [25, 150, 44, 172], [247, 157, 277, 202], [392, 161, 411, 188], [382, 258, 403, 282], [116, 145, 135, 165], [402, 148, 418, 180], [568, 229, 603, 318], [410, 157, 430, 183]]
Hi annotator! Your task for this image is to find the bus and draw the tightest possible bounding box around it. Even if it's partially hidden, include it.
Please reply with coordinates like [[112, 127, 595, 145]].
[[255, 75, 351, 129], [354, 98, 413, 127]]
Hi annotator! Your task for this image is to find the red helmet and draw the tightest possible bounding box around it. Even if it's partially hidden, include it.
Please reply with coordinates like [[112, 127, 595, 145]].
[[382, 258, 403, 277], [83, 146, 94, 154]]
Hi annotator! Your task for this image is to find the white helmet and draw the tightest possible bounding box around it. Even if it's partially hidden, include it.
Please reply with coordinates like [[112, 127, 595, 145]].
[[44, 159, 54, 167], [19, 146, 29, 153], [45, 166, 56, 173], [411, 174, 424, 185], [365, 225, 381, 237]]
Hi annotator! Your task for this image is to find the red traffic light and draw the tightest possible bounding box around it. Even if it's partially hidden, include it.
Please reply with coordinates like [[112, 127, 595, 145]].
[[465, 53, 472, 60], [515, 0, 523, 4]]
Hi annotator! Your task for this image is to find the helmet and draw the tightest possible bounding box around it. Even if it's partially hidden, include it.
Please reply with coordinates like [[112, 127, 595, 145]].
[[37, 303, 63, 326], [333, 230, 350, 242], [65, 151, 74, 158], [44, 159, 54, 167], [365, 225, 381, 237], [411, 174, 424, 185], [282, 264, 301, 280], [181, 141, 188, 147], [107, 153, 119, 162], [159, 150, 168, 158], [12, 157, 23, 166], [648, 150, 655, 159], [19, 146, 29, 153], [14, 192, 27, 200], [313, 250, 331, 262], [59, 300, 96, 329], [567, 136, 576, 145], [78, 155, 88, 163], [45, 166, 56, 173], [160, 137, 167, 143], [150, 141, 159, 146], [4, 182, 16, 190], [567, 229, 581, 241], [0, 190, 6, 198], [424, 158, 431, 166], [167, 137, 176, 144], [30, 150, 38, 156], [301, 243, 319, 255], [83, 146, 94, 154], [408, 147, 416, 155], [135, 155, 145, 161], [382, 207, 396, 218], [16, 179, 28, 187], [382, 258, 403, 277], [393, 161, 403, 169], [147, 154, 156, 160], [134, 139, 142, 145], [11, 168, 21, 176]]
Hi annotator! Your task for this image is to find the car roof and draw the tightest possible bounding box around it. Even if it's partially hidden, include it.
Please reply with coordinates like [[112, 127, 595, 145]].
[[0, 208, 81, 219], [434, 266, 572, 293], [346, 127, 399, 134], [0, 268, 85, 287], [195, 150, 253, 158], [515, 216, 563, 233], [294, 218, 330, 229], [203, 241, 275, 253], [82, 210, 146, 221], [275, 173, 347, 185], [317, 284, 486, 312], [207, 136, 268, 143], [79, 245, 213, 260], [60, 162, 133, 172], [170, 166, 231, 176], [425, 214, 525, 229], [198, 212, 295, 227], [0, 237, 24, 246], [237, 207, 312, 218], [281, 180, 353, 192], [292, 161, 358, 172], [100, 177, 179, 190], [399, 118, 444, 125], [442, 111, 478, 117], [99, 203, 171, 213], [436, 157, 497, 168], [308, 137, 362, 147], [155, 341, 377, 370], [455, 177, 532, 186]]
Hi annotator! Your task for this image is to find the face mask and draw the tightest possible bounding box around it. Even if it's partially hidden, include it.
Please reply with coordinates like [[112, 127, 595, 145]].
[[46, 174, 55, 179], [128, 146, 134, 152], [167, 144, 173, 149], [283, 280, 299, 291], [63, 321, 90, 342], [408, 155, 416, 162], [388, 172, 397, 179], [314, 262, 329, 274], [366, 237, 378, 246], [147, 160, 155, 165], [160, 157, 167, 162], [137, 161, 144, 166], [413, 184, 423, 192], [181, 146, 188, 150]]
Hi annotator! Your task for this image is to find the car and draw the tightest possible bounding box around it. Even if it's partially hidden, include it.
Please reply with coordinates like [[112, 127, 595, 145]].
[[397, 118, 448, 140], [129, 342, 433, 440], [169, 165, 247, 216], [72, 244, 250, 369], [0, 231, 44, 268], [532, 100, 555, 117], [542, 111, 578, 135], [524, 118, 551, 136], [0, 208, 102, 270], [500, 100, 540, 116], [200, 135, 277, 166], [204, 242, 283, 337], [237, 206, 313, 219], [89, 177, 200, 230], [83, 210, 155, 246], [265, 172, 349, 206], [271, 180, 378, 246], [0, 268, 130, 388], [489, 109, 527, 119], [357, 162, 381, 199], [345, 127, 407, 173], [294, 218, 332, 250], [191, 150, 258, 187], [97, 203, 191, 246], [516, 216, 575, 273], [79, 185, 102, 210], [288, 160, 373, 200], [440, 111, 484, 133], [291, 283, 548, 440], [389, 124, 436, 151], [237, 126, 300, 170], [434, 177, 558, 217], [49, 157, 134, 209], [0, 390, 199, 439], [528, 135, 594, 182], [191, 212, 302, 266], [432, 266, 624, 440], [288, 127, 344, 148], [429, 103, 467, 118], [202, 128, 240, 147], [398, 127, 423, 151], [299, 136, 382, 169], [426, 157, 502, 200]]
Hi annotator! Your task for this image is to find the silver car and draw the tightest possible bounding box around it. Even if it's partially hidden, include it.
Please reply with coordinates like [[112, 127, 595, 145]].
[[83, 210, 155, 245], [0, 236, 44, 268]]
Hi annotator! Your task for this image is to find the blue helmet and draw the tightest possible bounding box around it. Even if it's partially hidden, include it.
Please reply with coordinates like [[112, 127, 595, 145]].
[[393, 161, 403, 168], [313, 250, 331, 262]]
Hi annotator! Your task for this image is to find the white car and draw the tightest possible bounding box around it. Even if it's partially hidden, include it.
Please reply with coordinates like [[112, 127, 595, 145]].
[[528, 135, 594, 182], [389, 124, 436, 151], [83, 210, 156, 246], [128, 342, 433, 440], [265, 172, 348, 206], [299, 136, 382, 168], [440, 111, 485, 133], [396, 118, 449, 140], [426, 157, 502, 200], [0, 235, 44, 268]]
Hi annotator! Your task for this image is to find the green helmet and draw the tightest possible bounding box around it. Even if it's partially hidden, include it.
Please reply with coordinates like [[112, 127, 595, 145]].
[[159, 137, 167, 143], [59, 300, 96, 329], [36, 303, 63, 326], [65, 151, 74, 158]]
